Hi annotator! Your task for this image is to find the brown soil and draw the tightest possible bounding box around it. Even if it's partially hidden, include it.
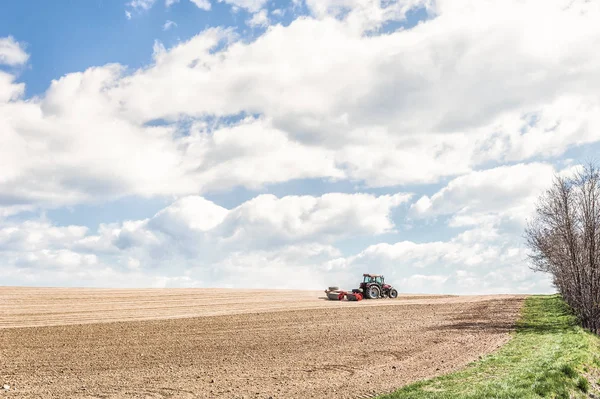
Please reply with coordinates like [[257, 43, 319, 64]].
[[0, 287, 525, 398]]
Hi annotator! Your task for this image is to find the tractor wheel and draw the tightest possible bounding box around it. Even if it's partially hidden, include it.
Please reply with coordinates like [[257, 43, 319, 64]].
[[328, 286, 340, 291], [389, 288, 398, 299], [367, 285, 380, 299]]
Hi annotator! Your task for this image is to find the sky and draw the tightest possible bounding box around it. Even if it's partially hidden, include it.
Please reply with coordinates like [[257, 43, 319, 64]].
[[1, 0, 599, 293]]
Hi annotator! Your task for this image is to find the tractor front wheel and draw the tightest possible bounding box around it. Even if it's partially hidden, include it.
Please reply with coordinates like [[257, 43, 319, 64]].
[[389, 288, 398, 298], [367, 285, 380, 299]]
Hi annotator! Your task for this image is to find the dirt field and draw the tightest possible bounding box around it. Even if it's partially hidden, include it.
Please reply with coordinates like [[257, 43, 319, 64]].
[[0, 287, 525, 398]]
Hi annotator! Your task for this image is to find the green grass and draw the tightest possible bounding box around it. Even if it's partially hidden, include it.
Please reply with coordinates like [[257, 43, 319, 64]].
[[378, 295, 600, 399]]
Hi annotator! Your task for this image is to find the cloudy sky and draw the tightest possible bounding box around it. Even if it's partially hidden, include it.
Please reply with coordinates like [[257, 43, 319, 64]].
[[1, 0, 599, 293]]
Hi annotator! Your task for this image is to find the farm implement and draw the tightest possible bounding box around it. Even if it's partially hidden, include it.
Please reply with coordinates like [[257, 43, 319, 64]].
[[325, 274, 398, 301]]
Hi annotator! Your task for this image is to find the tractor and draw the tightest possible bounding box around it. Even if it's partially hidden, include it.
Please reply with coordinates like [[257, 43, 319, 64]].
[[324, 273, 398, 300], [359, 274, 398, 299]]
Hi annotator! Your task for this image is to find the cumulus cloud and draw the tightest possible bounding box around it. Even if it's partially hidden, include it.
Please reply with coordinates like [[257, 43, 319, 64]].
[[0, 192, 410, 288], [0, 221, 88, 252], [189, 0, 211, 10], [114, 192, 412, 254], [0, 186, 555, 293], [165, 0, 210, 9], [472, 96, 600, 164], [0, 71, 25, 102], [409, 162, 576, 232], [218, 0, 268, 13], [323, 222, 551, 294], [127, 0, 156, 10], [412, 163, 554, 218], [0, 36, 28, 66], [2, 0, 599, 293], [211, 192, 412, 246], [247, 9, 269, 27], [0, 64, 345, 211], [163, 20, 177, 30], [305, 0, 432, 33], [4, 0, 600, 212]]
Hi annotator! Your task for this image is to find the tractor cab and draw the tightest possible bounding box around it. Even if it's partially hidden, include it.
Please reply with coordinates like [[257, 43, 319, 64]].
[[363, 274, 384, 285]]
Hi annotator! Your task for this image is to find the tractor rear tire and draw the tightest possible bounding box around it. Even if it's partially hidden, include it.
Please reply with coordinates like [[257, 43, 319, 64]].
[[389, 288, 398, 299], [367, 285, 380, 299], [328, 286, 340, 291]]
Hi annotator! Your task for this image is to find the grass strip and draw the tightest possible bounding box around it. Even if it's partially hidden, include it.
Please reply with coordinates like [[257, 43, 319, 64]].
[[378, 295, 600, 399]]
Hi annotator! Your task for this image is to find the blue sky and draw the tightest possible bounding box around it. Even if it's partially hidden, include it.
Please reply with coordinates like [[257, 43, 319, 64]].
[[1, 0, 598, 293], [0, 0, 429, 97], [1, 0, 244, 96]]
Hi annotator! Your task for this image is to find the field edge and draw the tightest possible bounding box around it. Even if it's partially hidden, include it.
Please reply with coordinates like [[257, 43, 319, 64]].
[[378, 294, 600, 399]]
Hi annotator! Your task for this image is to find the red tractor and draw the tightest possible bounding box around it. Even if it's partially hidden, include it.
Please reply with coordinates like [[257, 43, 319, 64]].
[[359, 274, 398, 299]]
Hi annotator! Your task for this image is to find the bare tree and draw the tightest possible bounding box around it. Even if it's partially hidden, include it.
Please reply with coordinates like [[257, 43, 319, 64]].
[[525, 163, 600, 334]]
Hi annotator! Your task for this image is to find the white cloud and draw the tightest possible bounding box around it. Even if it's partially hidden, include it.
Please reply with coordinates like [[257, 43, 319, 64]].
[[4, 0, 600, 212], [189, 0, 211, 10], [112, 0, 600, 181], [210, 192, 412, 246], [218, 0, 268, 13], [305, 0, 432, 33], [127, 0, 156, 10], [15, 249, 99, 271], [323, 223, 552, 294], [0, 36, 29, 66], [3, 0, 600, 293], [0, 64, 200, 208], [0, 86, 348, 208], [163, 20, 177, 30], [0, 205, 35, 220], [472, 96, 600, 164], [0, 185, 555, 293], [23, 191, 408, 263], [0, 71, 25, 102], [410, 163, 559, 229], [151, 196, 228, 233], [400, 274, 448, 292], [1, 190, 552, 293], [247, 9, 269, 27], [181, 117, 345, 192], [0, 192, 410, 289], [0, 221, 88, 252], [165, 0, 211, 9], [118, 192, 412, 254]]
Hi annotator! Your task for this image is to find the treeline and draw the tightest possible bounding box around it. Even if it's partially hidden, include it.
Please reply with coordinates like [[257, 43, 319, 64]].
[[526, 163, 600, 334]]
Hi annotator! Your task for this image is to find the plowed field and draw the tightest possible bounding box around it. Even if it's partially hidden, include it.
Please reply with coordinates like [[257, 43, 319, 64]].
[[0, 287, 525, 398]]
